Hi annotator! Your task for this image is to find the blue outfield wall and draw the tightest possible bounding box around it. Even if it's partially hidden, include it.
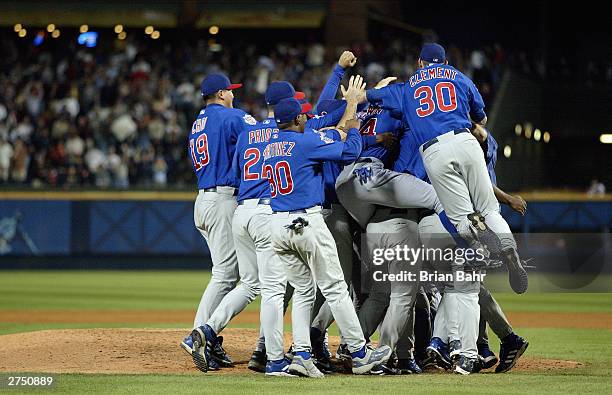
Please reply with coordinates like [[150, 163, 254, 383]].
[[0, 192, 610, 259], [0, 197, 209, 257]]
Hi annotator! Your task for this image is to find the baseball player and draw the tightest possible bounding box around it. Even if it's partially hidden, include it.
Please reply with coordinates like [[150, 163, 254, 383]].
[[181, 73, 248, 370], [358, 206, 424, 375], [365, 43, 528, 295], [265, 93, 392, 377], [242, 76, 369, 373], [364, 43, 529, 373], [190, 93, 297, 374]]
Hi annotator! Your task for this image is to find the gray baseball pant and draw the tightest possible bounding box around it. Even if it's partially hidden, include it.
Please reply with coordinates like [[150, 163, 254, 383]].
[[420, 131, 516, 251], [335, 157, 444, 229], [192, 188, 239, 328], [311, 204, 354, 342], [478, 285, 513, 344], [271, 206, 366, 353], [358, 208, 421, 356], [418, 213, 480, 359], [206, 200, 287, 361]]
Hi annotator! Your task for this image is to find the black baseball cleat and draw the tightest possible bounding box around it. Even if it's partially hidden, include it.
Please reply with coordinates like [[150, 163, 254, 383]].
[[467, 212, 502, 256], [501, 247, 529, 294], [210, 335, 234, 367], [311, 328, 334, 373], [247, 349, 267, 373], [496, 334, 529, 373]]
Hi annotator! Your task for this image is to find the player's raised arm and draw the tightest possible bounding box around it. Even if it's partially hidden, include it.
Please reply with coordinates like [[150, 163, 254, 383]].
[[306, 74, 365, 131], [315, 51, 356, 109], [364, 82, 404, 118]]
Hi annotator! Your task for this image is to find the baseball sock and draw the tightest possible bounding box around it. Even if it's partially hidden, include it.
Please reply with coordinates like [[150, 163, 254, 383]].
[[350, 346, 367, 359], [296, 351, 311, 360]]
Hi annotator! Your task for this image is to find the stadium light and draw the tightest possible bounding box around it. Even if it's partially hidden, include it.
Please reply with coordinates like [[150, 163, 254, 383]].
[[524, 122, 533, 139], [118, 31, 127, 40], [534, 129, 541, 141], [543, 132, 550, 143], [18, 29, 27, 37], [145, 26, 154, 35], [600, 134, 612, 144], [47, 24, 55, 33], [114, 25, 123, 34], [80, 25, 89, 33], [151, 30, 160, 39], [503, 145, 511, 158], [209, 25, 219, 35], [14, 24, 22, 32], [52, 29, 60, 38], [514, 124, 522, 136]]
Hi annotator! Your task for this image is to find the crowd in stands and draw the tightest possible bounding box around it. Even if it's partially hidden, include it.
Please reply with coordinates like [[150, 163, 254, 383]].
[[1, 31, 597, 189]]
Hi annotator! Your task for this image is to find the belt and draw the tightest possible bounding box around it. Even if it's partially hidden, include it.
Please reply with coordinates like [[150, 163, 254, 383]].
[[238, 198, 271, 206], [273, 205, 320, 214], [202, 187, 238, 196], [421, 128, 470, 152]]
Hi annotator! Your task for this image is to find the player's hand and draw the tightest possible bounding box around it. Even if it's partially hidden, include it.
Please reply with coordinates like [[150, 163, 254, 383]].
[[344, 118, 361, 130], [375, 132, 397, 150], [509, 195, 527, 215], [374, 77, 397, 89], [341, 75, 366, 103], [338, 51, 357, 68]]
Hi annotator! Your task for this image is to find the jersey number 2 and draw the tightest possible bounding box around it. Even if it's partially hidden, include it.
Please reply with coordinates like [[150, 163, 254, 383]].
[[414, 82, 457, 117], [243, 148, 261, 181], [263, 161, 294, 198]]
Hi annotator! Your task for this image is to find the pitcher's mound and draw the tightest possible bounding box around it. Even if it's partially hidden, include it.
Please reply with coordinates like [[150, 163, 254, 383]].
[[0, 328, 582, 375]]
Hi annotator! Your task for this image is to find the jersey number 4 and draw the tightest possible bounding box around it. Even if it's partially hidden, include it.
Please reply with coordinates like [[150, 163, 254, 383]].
[[189, 133, 210, 170], [414, 82, 457, 117], [263, 161, 294, 198]]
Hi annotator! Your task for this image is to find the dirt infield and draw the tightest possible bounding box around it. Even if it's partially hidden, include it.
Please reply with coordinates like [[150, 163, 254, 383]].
[[1, 310, 611, 329], [0, 328, 583, 375]]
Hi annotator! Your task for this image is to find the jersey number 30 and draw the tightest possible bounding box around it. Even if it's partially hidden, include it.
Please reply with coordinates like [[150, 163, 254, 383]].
[[414, 82, 457, 117], [263, 161, 294, 198]]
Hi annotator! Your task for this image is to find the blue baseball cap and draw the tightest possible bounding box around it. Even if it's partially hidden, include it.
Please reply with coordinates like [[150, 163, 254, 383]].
[[316, 99, 346, 116], [274, 98, 312, 124], [200, 73, 242, 96], [419, 43, 446, 63], [265, 81, 305, 105]]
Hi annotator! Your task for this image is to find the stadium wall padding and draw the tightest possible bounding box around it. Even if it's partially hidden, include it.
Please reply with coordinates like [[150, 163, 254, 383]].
[[1, 195, 610, 261]]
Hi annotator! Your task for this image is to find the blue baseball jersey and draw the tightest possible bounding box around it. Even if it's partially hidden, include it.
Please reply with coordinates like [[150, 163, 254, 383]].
[[189, 103, 252, 189], [233, 117, 278, 201], [321, 129, 344, 205], [393, 128, 429, 181], [357, 104, 405, 167], [263, 127, 362, 212], [367, 64, 486, 148], [484, 131, 498, 185]]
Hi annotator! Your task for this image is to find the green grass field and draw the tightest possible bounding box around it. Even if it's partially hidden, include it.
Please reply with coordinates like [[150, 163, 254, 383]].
[[1, 271, 612, 394]]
